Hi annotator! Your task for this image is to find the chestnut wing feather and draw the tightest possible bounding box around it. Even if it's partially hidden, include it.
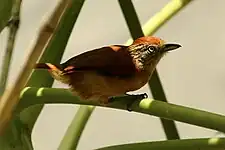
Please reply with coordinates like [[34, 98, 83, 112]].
[[61, 45, 137, 77]]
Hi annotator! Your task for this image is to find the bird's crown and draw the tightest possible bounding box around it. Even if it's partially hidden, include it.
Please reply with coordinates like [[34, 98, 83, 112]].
[[132, 36, 165, 46]]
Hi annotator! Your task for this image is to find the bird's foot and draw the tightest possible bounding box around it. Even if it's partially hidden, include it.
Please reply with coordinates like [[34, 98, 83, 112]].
[[125, 93, 148, 111], [108, 93, 148, 111]]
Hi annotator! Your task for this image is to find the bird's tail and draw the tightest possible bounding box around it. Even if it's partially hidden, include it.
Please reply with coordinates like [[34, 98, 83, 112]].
[[35, 63, 60, 71], [35, 63, 50, 69], [35, 63, 70, 83]]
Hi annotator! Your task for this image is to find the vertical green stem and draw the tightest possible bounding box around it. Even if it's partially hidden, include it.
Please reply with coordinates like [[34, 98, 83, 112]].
[[58, 106, 95, 150], [0, 0, 22, 95], [119, 0, 193, 139]]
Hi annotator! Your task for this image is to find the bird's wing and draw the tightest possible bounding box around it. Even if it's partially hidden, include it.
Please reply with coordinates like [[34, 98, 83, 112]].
[[61, 45, 137, 77]]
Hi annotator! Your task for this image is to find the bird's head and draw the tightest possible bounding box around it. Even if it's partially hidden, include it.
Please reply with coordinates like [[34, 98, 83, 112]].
[[128, 36, 181, 70]]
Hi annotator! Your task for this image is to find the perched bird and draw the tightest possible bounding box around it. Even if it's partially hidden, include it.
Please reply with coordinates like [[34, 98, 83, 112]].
[[35, 36, 181, 106]]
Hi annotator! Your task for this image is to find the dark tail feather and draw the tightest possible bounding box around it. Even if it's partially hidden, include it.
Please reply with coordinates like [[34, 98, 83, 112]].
[[35, 63, 51, 69]]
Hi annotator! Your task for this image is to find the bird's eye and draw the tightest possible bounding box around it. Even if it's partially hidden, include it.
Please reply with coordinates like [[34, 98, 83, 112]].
[[148, 46, 156, 53]]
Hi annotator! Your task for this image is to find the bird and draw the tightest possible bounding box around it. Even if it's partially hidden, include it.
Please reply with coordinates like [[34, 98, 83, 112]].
[[35, 36, 181, 108]]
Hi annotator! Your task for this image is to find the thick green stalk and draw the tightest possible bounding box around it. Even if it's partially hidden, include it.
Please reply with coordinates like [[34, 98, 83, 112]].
[[97, 137, 225, 150], [58, 106, 95, 150], [20, 0, 85, 131], [118, 0, 189, 139], [0, 0, 72, 134], [18, 87, 225, 133], [19, 0, 86, 149], [0, 0, 75, 149], [125, 0, 193, 45], [0, 0, 21, 95]]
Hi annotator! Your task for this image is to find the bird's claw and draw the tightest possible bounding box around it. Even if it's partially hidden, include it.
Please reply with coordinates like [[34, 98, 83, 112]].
[[108, 96, 116, 103], [140, 93, 148, 99], [108, 93, 148, 111], [126, 93, 148, 112]]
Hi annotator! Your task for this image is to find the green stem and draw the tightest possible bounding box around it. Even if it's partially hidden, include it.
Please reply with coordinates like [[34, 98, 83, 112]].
[[144, 0, 193, 138], [0, 0, 21, 95], [0, 0, 13, 32], [119, 0, 186, 139], [0, 0, 76, 149], [18, 0, 85, 149], [97, 137, 225, 150], [19, 0, 86, 131], [0, 0, 73, 134], [18, 87, 225, 133], [125, 0, 194, 45], [119, 0, 193, 139], [59, 1, 194, 146], [58, 105, 95, 150]]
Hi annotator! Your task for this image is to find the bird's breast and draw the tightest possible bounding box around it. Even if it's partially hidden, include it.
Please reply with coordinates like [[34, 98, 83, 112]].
[[124, 70, 151, 91]]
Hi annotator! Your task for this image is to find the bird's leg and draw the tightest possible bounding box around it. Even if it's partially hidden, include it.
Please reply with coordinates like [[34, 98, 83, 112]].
[[108, 93, 148, 111]]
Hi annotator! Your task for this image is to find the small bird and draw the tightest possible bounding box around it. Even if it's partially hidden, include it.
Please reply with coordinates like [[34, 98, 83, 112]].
[[35, 36, 181, 106]]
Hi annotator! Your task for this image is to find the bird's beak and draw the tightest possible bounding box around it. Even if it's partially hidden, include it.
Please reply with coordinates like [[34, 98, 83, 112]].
[[163, 43, 181, 52]]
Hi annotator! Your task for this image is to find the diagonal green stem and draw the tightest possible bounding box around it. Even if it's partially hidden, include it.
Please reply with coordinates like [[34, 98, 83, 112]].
[[58, 105, 95, 150], [18, 0, 72, 130], [19, 0, 86, 131], [18, 87, 225, 133], [97, 137, 225, 150], [0, 0, 77, 149], [125, 0, 194, 45], [118, 0, 191, 139], [144, 0, 193, 139], [18, 0, 86, 149], [59, 1, 194, 147]]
